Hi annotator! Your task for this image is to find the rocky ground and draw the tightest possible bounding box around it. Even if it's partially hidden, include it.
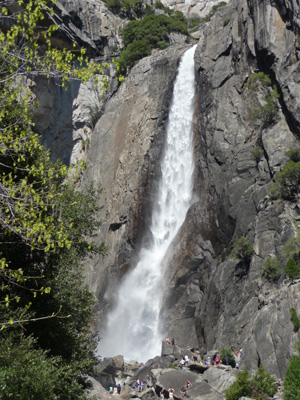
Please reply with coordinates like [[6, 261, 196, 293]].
[[87, 343, 284, 400]]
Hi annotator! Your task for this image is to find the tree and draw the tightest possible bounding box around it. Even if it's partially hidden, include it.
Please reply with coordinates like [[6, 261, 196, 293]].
[[0, 1, 108, 398], [230, 237, 253, 264], [225, 368, 253, 400], [251, 364, 277, 400], [285, 257, 300, 282], [262, 256, 281, 281], [219, 348, 235, 367], [225, 365, 277, 400], [284, 343, 300, 399]]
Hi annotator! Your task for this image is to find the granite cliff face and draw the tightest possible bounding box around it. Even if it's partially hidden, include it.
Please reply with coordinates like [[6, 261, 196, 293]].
[[31, 0, 300, 381]]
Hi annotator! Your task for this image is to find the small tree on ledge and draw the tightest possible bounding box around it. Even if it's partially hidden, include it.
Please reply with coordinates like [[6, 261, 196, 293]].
[[285, 257, 300, 282]]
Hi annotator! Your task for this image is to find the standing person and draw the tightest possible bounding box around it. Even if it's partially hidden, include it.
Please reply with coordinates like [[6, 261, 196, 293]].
[[171, 338, 175, 346], [184, 355, 190, 365], [160, 390, 165, 399], [180, 387, 186, 397], [166, 337, 171, 344], [168, 387, 175, 399], [117, 383, 121, 395]]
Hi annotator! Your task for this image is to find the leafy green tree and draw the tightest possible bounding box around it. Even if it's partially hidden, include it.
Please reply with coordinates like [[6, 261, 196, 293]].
[[284, 343, 300, 399], [286, 148, 300, 163], [251, 364, 277, 400], [225, 365, 277, 400], [225, 368, 253, 400], [0, 1, 108, 398], [230, 238, 253, 264], [285, 257, 300, 282], [262, 256, 281, 281], [220, 348, 235, 367], [290, 308, 300, 332], [118, 12, 188, 74], [274, 161, 300, 200], [252, 146, 264, 164]]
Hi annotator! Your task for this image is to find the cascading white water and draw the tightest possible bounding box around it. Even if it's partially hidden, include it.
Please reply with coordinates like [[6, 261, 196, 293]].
[[98, 45, 197, 363]]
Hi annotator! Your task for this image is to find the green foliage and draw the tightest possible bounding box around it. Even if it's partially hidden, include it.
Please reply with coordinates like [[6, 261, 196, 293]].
[[230, 238, 253, 264], [220, 348, 235, 367], [223, 18, 230, 26], [204, 2, 227, 22], [0, 1, 108, 398], [225, 368, 253, 400], [252, 86, 280, 126], [252, 146, 264, 164], [284, 343, 300, 399], [246, 72, 279, 127], [104, 0, 147, 19], [0, 335, 58, 400], [285, 257, 300, 281], [252, 364, 277, 400], [117, 40, 152, 75], [225, 366, 277, 400], [286, 148, 300, 163], [262, 256, 281, 281], [290, 308, 300, 331], [118, 12, 188, 74], [273, 161, 300, 200], [246, 72, 272, 89], [283, 234, 300, 261]]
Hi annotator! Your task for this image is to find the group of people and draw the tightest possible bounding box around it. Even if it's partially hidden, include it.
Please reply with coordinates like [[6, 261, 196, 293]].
[[109, 383, 122, 395], [134, 379, 145, 392], [165, 337, 175, 346], [160, 386, 175, 399]]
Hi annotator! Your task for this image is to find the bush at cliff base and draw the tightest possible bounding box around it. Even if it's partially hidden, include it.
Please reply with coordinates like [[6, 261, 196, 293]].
[[284, 343, 300, 399], [225, 365, 277, 400]]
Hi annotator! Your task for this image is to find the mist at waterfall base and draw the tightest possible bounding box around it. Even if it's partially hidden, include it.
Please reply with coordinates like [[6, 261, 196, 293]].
[[98, 45, 197, 364]]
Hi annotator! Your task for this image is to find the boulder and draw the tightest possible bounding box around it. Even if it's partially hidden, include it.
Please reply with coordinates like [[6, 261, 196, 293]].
[[86, 376, 111, 400], [202, 367, 239, 394]]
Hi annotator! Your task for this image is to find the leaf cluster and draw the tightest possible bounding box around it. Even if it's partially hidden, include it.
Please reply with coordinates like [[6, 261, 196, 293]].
[[284, 343, 300, 399], [225, 365, 277, 400], [219, 348, 235, 367], [117, 12, 188, 74], [230, 237, 253, 264], [290, 308, 300, 332], [262, 256, 281, 281]]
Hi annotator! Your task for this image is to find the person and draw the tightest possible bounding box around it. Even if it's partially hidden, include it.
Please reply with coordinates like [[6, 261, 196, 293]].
[[186, 380, 192, 388], [180, 387, 186, 397], [207, 356, 211, 365], [168, 387, 174, 399], [235, 362, 239, 369], [180, 357, 185, 368], [141, 381, 144, 391], [160, 390, 165, 399], [109, 386, 113, 395], [192, 355, 197, 362], [135, 381, 139, 392], [171, 338, 175, 346], [117, 383, 121, 395], [215, 357, 220, 364], [166, 337, 171, 344], [184, 355, 190, 365], [225, 355, 229, 365], [151, 385, 156, 394]]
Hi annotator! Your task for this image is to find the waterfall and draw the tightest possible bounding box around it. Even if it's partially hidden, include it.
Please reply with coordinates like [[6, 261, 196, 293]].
[[98, 45, 197, 363]]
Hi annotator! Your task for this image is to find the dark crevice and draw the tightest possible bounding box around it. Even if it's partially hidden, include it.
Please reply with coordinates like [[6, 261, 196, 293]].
[[256, 48, 300, 138]]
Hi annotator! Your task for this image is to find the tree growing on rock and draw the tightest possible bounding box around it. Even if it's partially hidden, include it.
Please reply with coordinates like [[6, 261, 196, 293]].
[[225, 365, 277, 400], [284, 342, 300, 399], [285, 257, 300, 282], [230, 237, 253, 264]]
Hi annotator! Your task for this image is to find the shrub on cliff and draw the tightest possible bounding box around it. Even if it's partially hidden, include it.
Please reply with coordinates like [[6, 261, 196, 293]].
[[285, 257, 300, 282], [220, 348, 235, 367], [284, 343, 300, 399], [262, 256, 281, 281], [230, 238, 253, 264], [117, 12, 188, 74], [225, 365, 277, 400], [290, 308, 300, 332]]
